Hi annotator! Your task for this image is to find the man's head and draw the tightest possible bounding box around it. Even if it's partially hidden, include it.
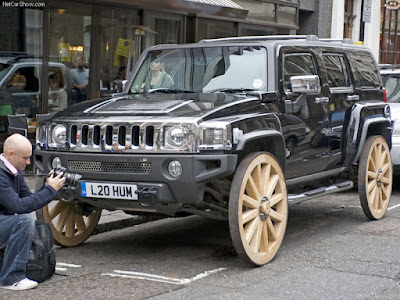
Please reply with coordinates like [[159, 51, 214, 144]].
[[75, 56, 85, 69], [3, 134, 32, 171]]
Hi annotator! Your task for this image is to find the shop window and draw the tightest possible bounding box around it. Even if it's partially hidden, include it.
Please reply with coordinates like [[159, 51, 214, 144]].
[[100, 8, 139, 94], [49, 4, 92, 106], [197, 19, 236, 41], [144, 12, 183, 48]]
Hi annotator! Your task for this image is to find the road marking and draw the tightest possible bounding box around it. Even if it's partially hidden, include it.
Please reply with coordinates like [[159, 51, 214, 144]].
[[102, 268, 226, 285], [388, 203, 400, 211], [56, 262, 82, 268]]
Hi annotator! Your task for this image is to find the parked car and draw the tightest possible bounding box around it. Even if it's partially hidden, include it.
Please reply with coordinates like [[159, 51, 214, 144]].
[[33, 35, 391, 266], [379, 65, 400, 174], [0, 52, 67, 149]]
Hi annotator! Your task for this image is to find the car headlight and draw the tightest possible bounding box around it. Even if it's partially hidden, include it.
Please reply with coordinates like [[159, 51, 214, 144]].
[[51, 125, 67, 146], [164, 126, 189, 148], [199, 123, 232, 150]]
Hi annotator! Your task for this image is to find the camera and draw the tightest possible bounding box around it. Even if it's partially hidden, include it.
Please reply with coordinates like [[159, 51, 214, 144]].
[[52, 166, 82, 187]]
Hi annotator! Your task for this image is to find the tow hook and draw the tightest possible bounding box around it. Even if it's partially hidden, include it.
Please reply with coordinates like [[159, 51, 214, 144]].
[[135, 187, 157, 207]]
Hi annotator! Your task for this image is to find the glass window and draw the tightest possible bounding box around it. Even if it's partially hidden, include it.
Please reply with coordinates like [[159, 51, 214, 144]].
[[197, 19, 236, 41], [277, 5, 297, 26], [49, 4, 92, 107], [100, 8, 139, 95], [283, 54, 316, 91], [323, 54, 350, 88], [234, 0, 275, 23], [130, 46, 268, 94], [349, 52, 380, 88], [144, 12, 183, 48], [239, 24, 276, 36]]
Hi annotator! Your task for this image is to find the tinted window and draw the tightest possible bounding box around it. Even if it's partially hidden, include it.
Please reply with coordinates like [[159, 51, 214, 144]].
[[350, 52, 380, 88], [382, 74, 400, 102], [283, 54, 316, 91], [323, 54, 350, 88]]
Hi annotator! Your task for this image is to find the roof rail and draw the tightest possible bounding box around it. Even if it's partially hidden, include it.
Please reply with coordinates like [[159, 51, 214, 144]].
[[0, 51, 29, 57], [7, 55, 37, 64], [319, 38, 354, 44], [199, 35, 313, 43]]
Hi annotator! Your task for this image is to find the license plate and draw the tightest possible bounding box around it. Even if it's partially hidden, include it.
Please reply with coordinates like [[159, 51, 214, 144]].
[[81, 182, 138, 200]]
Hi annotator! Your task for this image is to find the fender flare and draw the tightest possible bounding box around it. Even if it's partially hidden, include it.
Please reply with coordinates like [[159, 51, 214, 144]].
[[235, 129, 286, 170]]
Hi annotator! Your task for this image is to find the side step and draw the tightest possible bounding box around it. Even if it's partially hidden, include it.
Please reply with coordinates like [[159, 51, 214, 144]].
[[288, 180, 354, 205]]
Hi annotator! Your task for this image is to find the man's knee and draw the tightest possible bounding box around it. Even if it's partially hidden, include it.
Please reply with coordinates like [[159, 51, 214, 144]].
[[13, 214, 35, 236]]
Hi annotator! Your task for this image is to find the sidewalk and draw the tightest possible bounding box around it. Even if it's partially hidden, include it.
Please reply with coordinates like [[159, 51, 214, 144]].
[[24, 175, 149, 234]]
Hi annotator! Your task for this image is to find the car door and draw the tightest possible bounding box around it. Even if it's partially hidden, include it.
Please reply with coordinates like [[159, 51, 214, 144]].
[[279, 49, 331, 179]]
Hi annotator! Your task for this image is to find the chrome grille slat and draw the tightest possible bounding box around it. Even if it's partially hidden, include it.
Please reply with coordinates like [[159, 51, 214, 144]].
[[69, 161, 151, 173]]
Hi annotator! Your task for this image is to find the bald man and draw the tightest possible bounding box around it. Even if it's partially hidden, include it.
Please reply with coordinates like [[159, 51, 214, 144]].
[[0, 134, 65, 291]]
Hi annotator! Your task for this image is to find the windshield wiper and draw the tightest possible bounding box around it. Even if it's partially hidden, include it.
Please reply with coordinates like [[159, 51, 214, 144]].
[[209, 88, 256, 93], [146, 88, 194, 94]]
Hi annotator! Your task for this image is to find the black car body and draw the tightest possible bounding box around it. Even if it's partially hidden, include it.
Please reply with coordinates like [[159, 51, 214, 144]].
[[33, 35, 392, 265]]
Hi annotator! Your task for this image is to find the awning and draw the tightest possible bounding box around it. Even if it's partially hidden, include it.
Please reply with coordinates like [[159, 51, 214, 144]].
[[107, 0, 249, 19], [183, 0, 249, 19]]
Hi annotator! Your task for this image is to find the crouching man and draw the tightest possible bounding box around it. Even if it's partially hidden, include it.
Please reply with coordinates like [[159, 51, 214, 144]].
[[0, 134, 65, 290]]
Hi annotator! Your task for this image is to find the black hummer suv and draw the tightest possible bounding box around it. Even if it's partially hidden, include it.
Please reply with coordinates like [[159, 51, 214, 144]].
[[33, 35, 392, 265]]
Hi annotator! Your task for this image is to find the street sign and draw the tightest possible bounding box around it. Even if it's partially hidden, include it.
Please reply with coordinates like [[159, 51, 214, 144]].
[[362, 0, 372, 23]]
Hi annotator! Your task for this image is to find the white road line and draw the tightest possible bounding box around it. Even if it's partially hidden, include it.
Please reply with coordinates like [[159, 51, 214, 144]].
[[56, 262, 82, 268], [388, 203, 400, 211], [102, 268, 226, 285], [55, 267, 68, 271]]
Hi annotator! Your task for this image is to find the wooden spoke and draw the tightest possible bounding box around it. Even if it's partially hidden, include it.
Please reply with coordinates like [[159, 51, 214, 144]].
[[229, 152, 288, 266], [358, 136, 392, 220], [37, 199, 102, 247]]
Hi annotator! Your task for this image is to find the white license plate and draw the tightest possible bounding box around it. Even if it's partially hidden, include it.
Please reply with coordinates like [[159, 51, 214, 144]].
[[81, 182, 138, 200]]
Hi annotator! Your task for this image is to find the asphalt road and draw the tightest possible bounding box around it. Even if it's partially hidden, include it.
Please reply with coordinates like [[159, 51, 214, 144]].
[[2, 186, 400, 300]]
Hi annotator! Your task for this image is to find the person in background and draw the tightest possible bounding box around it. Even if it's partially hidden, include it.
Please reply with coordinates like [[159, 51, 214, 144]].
[[69, 56, 89, 102], [141, 61, 173, 91], [6, 74, 26, 93], [48, 74, 68, 114], [0, 134, 65, 290]]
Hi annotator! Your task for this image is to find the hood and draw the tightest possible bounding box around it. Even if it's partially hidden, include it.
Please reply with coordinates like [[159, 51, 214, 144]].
[[53, 92, 264, 121]]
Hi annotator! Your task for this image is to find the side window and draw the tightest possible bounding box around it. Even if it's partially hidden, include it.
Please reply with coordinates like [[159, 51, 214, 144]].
[[283, 54, 316, 92], [349, 52, 380, 88], [6, 66, 39, 93], [323, 54, 350, 88]]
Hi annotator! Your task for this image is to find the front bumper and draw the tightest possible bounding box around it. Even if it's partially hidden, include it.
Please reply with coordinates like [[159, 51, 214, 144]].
[[34, 150, 237, 208]]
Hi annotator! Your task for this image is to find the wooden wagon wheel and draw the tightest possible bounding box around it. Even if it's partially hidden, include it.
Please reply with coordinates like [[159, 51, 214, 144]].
[[358, 135, 392, 220], [229, 152, 288, 266]]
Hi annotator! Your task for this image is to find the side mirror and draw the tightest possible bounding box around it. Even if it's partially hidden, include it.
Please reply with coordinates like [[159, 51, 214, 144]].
[[290, 75, 321, 94]]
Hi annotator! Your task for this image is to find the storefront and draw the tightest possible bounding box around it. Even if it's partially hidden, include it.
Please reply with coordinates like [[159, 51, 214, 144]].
[[0, 0, 299, 125], [380, 0, 400, 64]]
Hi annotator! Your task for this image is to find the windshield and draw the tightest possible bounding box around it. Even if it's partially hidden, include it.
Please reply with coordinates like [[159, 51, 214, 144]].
[[130, 46, 267, 94]]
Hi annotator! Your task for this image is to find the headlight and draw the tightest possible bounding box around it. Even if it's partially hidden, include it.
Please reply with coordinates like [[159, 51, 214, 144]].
[[51, 125, 67, 146], [165, 126, 189, 148], [198, 122, 232, 150]]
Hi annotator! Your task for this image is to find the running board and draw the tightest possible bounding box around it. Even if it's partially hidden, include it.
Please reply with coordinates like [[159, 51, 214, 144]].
[[288, 180, 354, 205]]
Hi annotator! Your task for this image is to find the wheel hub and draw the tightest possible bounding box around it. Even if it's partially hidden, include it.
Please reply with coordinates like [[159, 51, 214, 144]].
[[376, 169, 383, 187], [259, 196, 271, 221]]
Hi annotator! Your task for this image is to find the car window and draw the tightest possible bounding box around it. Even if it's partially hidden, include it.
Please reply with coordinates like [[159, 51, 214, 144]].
[[382, 74, 400, 102], [323, 54, 350, 88], [283, 54, 316, 92], [349, 52, 380, 89]]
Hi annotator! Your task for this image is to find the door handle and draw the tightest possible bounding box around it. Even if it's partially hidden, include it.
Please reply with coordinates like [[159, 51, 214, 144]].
[[346, 95, 359, 101], [314, 97, 329, 104]]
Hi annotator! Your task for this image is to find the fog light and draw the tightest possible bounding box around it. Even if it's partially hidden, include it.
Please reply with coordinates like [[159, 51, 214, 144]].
[[51, 157, 62, 169], [168, 160, 182, 178]]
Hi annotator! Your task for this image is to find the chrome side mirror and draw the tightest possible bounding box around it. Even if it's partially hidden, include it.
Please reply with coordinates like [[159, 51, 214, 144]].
[[290, 75, 321, 94]]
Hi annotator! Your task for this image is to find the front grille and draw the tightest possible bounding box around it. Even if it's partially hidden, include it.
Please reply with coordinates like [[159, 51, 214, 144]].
[[68, 161, 152, 173], [69, 124, 159, 151]]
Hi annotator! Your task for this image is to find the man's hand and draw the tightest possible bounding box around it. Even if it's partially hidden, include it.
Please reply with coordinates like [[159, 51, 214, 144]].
[[46, 172, 66, 191]]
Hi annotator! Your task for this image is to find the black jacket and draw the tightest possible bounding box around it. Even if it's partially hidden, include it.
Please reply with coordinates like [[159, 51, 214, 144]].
[[0, 160, 58, 215]]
